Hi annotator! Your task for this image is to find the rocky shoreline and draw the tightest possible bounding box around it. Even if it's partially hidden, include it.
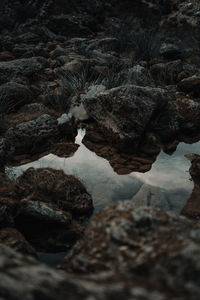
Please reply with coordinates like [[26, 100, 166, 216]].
[[0, 0, 200, 299]]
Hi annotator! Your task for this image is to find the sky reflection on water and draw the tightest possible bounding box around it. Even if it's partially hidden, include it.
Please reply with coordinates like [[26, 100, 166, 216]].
[[8, 129, 200, 214]]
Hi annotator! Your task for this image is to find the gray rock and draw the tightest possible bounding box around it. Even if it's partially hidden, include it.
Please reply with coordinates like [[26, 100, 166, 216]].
[[160, 43, 182, 59], [0, 227, 36, 256], [20, 200, 71, 225], [83, 84, 172, 150], [0, 245, 67, 300], [0, 57, 43, 84], [61, 202, 200, 299], [124, 65, 153, 86], [178, 75, 200, 96], [0, 82, 32, 113], [5, 114, 60, 154], [0, 244, 165, 300], [0, 137, 14, 167]]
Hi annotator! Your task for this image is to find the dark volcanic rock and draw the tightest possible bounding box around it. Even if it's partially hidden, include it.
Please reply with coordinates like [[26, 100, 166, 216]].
[[0, 82, 32, 113], [61, 202, 200, 299], [0, 173, 22, 226], [15, 167, 93, 251], [0, 57, 43, 84], [178, 75, 200, 97], [17, 167, 93, 217], [0, 137, 14, 167], [50, 142, 79, 158], [83, 84, 171, 151], [0, 227, 36, 255], [5, 114, 60, 155], [181, 154, 200, 220], [0, 245, 68, 300]]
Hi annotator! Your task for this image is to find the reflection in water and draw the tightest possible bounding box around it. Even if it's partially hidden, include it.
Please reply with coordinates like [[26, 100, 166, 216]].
[[7, 129, 200, 214]]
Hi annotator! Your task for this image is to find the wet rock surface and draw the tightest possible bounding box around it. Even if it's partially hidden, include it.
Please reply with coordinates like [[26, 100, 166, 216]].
[[0, 0, 200, 298]]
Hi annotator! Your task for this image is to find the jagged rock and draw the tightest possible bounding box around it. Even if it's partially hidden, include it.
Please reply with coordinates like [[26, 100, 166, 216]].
[[5, 114, 60, 155], [0, 57, 43, 84], [123, 65, 153, 86], [0, 137, 15, 167], [19, 200, 72, 225], [159, 43, 182, 59], [0, 245, 68, 300], [0, 244, 165, 300], [0, 227, 36, 255], [50, 142, 79, 158], [181, 154, 200, 220], [0, 82, 32, 113], [15, 167, 93, 251], [150, 60, 183, 85], [57, 113, 77, 140], [83, 84, 171, 151], [17, 167, 93, 217], [61, 202, 200, 299], [178, 75, 200, 97], [0, 173, 22, 225]]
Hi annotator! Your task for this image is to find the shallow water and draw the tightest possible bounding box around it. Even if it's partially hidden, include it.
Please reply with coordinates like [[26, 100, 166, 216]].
[[7, 129, 200, 214]]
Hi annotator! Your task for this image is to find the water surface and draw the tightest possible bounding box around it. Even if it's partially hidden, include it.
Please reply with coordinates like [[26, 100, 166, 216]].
[[7, 129, 200, 214]]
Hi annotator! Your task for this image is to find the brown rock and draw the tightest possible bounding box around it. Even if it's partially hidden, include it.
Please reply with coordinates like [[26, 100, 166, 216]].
[[181, 154, 200, 220], [50, 142, 79, 158], [0, 227, 36, 256]]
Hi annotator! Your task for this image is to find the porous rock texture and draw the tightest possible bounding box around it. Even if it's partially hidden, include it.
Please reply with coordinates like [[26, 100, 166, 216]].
[[62, 202, 200, 299], [0, 0, 200, 298]]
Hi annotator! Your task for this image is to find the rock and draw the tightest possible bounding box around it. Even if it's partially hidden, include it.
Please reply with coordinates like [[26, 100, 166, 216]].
[[46, 15, 93, 37], [0, 227, 36, 255], [150, 60, 183, 85], [159, 43, 182, 59], [0, 173, 22, 226], [17, 168, 93, 217], [0, 137, 15, 167], [178, 75, 200, 97], [0, 82, 32, 113], [57, 113, 77, 140], [176, 96, 200, 127], [15, 167, 93, 251], [0, 57, 43, 84], [181, 154, 200, 220], [0, 245, 68, 300], [5, 114, 60, 155], [83, 84, 171, 151], [61, 202, 200, 299], [19, 200, 72, 225], [50, 142, 79, 158], [123, 65, 153, 86], [95, 37, 120, 52]]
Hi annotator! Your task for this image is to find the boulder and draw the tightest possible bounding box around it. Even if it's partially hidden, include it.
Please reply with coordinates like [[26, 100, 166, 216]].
[[178, 75, 200, 97], [15, 167, 93, 251], [0, 227, 36, 255], [0, 82, 32, 113], [0, 57, 43, 84], [159, 43, 182, 59], [181, 154, 200, 220], [83, 84, 171, 151], [0, 137, 14, 167], [61, 202, 200, 299], [5, 114, 60, 155], [17, 167, 93, 217], [0, 173, 22, 226]]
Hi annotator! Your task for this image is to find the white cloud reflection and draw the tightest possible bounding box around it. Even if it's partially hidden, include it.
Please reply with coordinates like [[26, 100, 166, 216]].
[[7, 129, 200, 213]]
